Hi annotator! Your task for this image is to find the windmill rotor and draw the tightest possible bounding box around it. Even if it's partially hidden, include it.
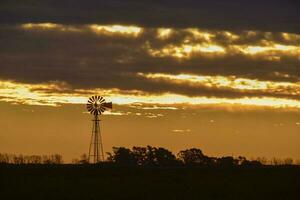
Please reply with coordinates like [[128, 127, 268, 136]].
[[86, 95, 112, 115]]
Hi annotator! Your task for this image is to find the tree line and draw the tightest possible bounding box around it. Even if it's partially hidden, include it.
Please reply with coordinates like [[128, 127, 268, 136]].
[[0, 153, 63, 164], [105, 146, 262, 167], [1, 146, 297, 167], [104, 146, 297, 167]]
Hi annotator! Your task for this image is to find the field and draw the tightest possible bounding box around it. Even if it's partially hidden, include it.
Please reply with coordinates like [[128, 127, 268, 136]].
[[1, 164, 300, 200]]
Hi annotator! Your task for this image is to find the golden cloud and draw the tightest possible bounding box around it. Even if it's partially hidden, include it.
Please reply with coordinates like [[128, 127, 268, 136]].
[[21, 23, 81, 32], [137, 73, 300, 97], [147, 43, 226, 58], [88, 24, 142, 36], [21, 23, 142, 37], [157, 28, 174, 39], [21, 23, 61, 29], [1, 80, 300, 110], [20, 23, 300, 60]]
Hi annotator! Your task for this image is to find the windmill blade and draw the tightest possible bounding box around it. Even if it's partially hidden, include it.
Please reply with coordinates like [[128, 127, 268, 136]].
[[99, 96, 103, 102], [87, 107, 94, 112], [88, 107, 94, 112], [87, 104, 93, 109], [90, 108, 96, 113], [103, 102, 112, 109], [96, 96, 100, 101], [100, 107, 106, 113], [87, 103, 93, 107], [100, 98, 105, 103], [88, 99, 93, 104], [86, 104, 90, 108]]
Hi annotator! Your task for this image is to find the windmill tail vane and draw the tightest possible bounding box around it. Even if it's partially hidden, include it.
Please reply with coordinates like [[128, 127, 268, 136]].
[[103, 102, 112, 109], [86, 95, 112, 163]]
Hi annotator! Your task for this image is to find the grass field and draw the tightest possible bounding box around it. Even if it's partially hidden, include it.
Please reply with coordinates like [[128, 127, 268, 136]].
[[1, 164, 300, 200]]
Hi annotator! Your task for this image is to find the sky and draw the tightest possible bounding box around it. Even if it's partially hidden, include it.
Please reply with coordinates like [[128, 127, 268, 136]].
[[0, 0, 300, 162]]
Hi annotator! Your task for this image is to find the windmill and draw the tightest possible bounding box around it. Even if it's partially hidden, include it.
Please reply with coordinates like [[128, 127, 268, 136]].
[[86, 95, 112, 163]]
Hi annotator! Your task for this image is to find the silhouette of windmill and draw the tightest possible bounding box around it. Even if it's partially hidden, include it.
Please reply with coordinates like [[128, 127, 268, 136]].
[[86, 96, 112, 163]]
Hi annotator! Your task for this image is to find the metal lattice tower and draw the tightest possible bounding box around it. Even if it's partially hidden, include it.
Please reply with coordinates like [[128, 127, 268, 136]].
[[86, 96, 112, 163]]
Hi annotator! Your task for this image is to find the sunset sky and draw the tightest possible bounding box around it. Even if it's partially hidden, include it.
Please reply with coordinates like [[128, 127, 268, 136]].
[[1, 0, 300, 162]]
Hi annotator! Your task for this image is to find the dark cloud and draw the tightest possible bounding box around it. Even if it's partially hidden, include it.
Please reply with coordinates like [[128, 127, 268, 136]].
[[0, 0, 300, 33], [0, 25, 299, 100]]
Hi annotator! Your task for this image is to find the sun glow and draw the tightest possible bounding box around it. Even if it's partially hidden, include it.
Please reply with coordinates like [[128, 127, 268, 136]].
[[21, 23, 60, 29], [89, 24, 142, 36], [238, 44, 300, 55], [148, 43, 225, 58], [157, 28, 173, 39], [21, 23, 142, 36], [137, 73, 300, 97], [186, 28, 214, 41], [0, 80, 300, 110]]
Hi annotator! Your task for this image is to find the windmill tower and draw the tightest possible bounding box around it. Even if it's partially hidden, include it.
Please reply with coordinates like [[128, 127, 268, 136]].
[[86, 96, 112, 163]]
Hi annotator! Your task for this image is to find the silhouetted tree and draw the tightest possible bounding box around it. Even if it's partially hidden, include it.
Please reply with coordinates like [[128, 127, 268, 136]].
[[271, 157, 283, 165], [79, 154, 89, 164], [256, 157, 268, 165], [30, 155, 42, 164], [217, 156, 238, 168], [41, 154, 63, 164], [13, 154, 25, 164], [107, 147, 136, 166], [237, 156, 247, 165], [240, 160, 262, 168], [145, 146, 156, 166], [178, 148, 208, 166], [131, 146, 178, 166], [72, 154, 88, 164], [25, 155, 42, 164], [283, 158, 293, 165], [107, 146, 178, 167], [52, 154, 63, 164], [132, 146, 147, 165], [154, 147, 177, 166], [0, 153, 10, 163]]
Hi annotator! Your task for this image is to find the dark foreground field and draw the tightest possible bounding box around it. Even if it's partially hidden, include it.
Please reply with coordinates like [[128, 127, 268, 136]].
[[1, 164, 300, 200]]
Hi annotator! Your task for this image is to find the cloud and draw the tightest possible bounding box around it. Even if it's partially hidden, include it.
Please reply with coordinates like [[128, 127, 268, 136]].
[[0, 24, 299, 101], [137, 72, 300, 100], [1, 79, 300, 110], [172, 129, 191, 133], [1, 1, 300, 33]]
